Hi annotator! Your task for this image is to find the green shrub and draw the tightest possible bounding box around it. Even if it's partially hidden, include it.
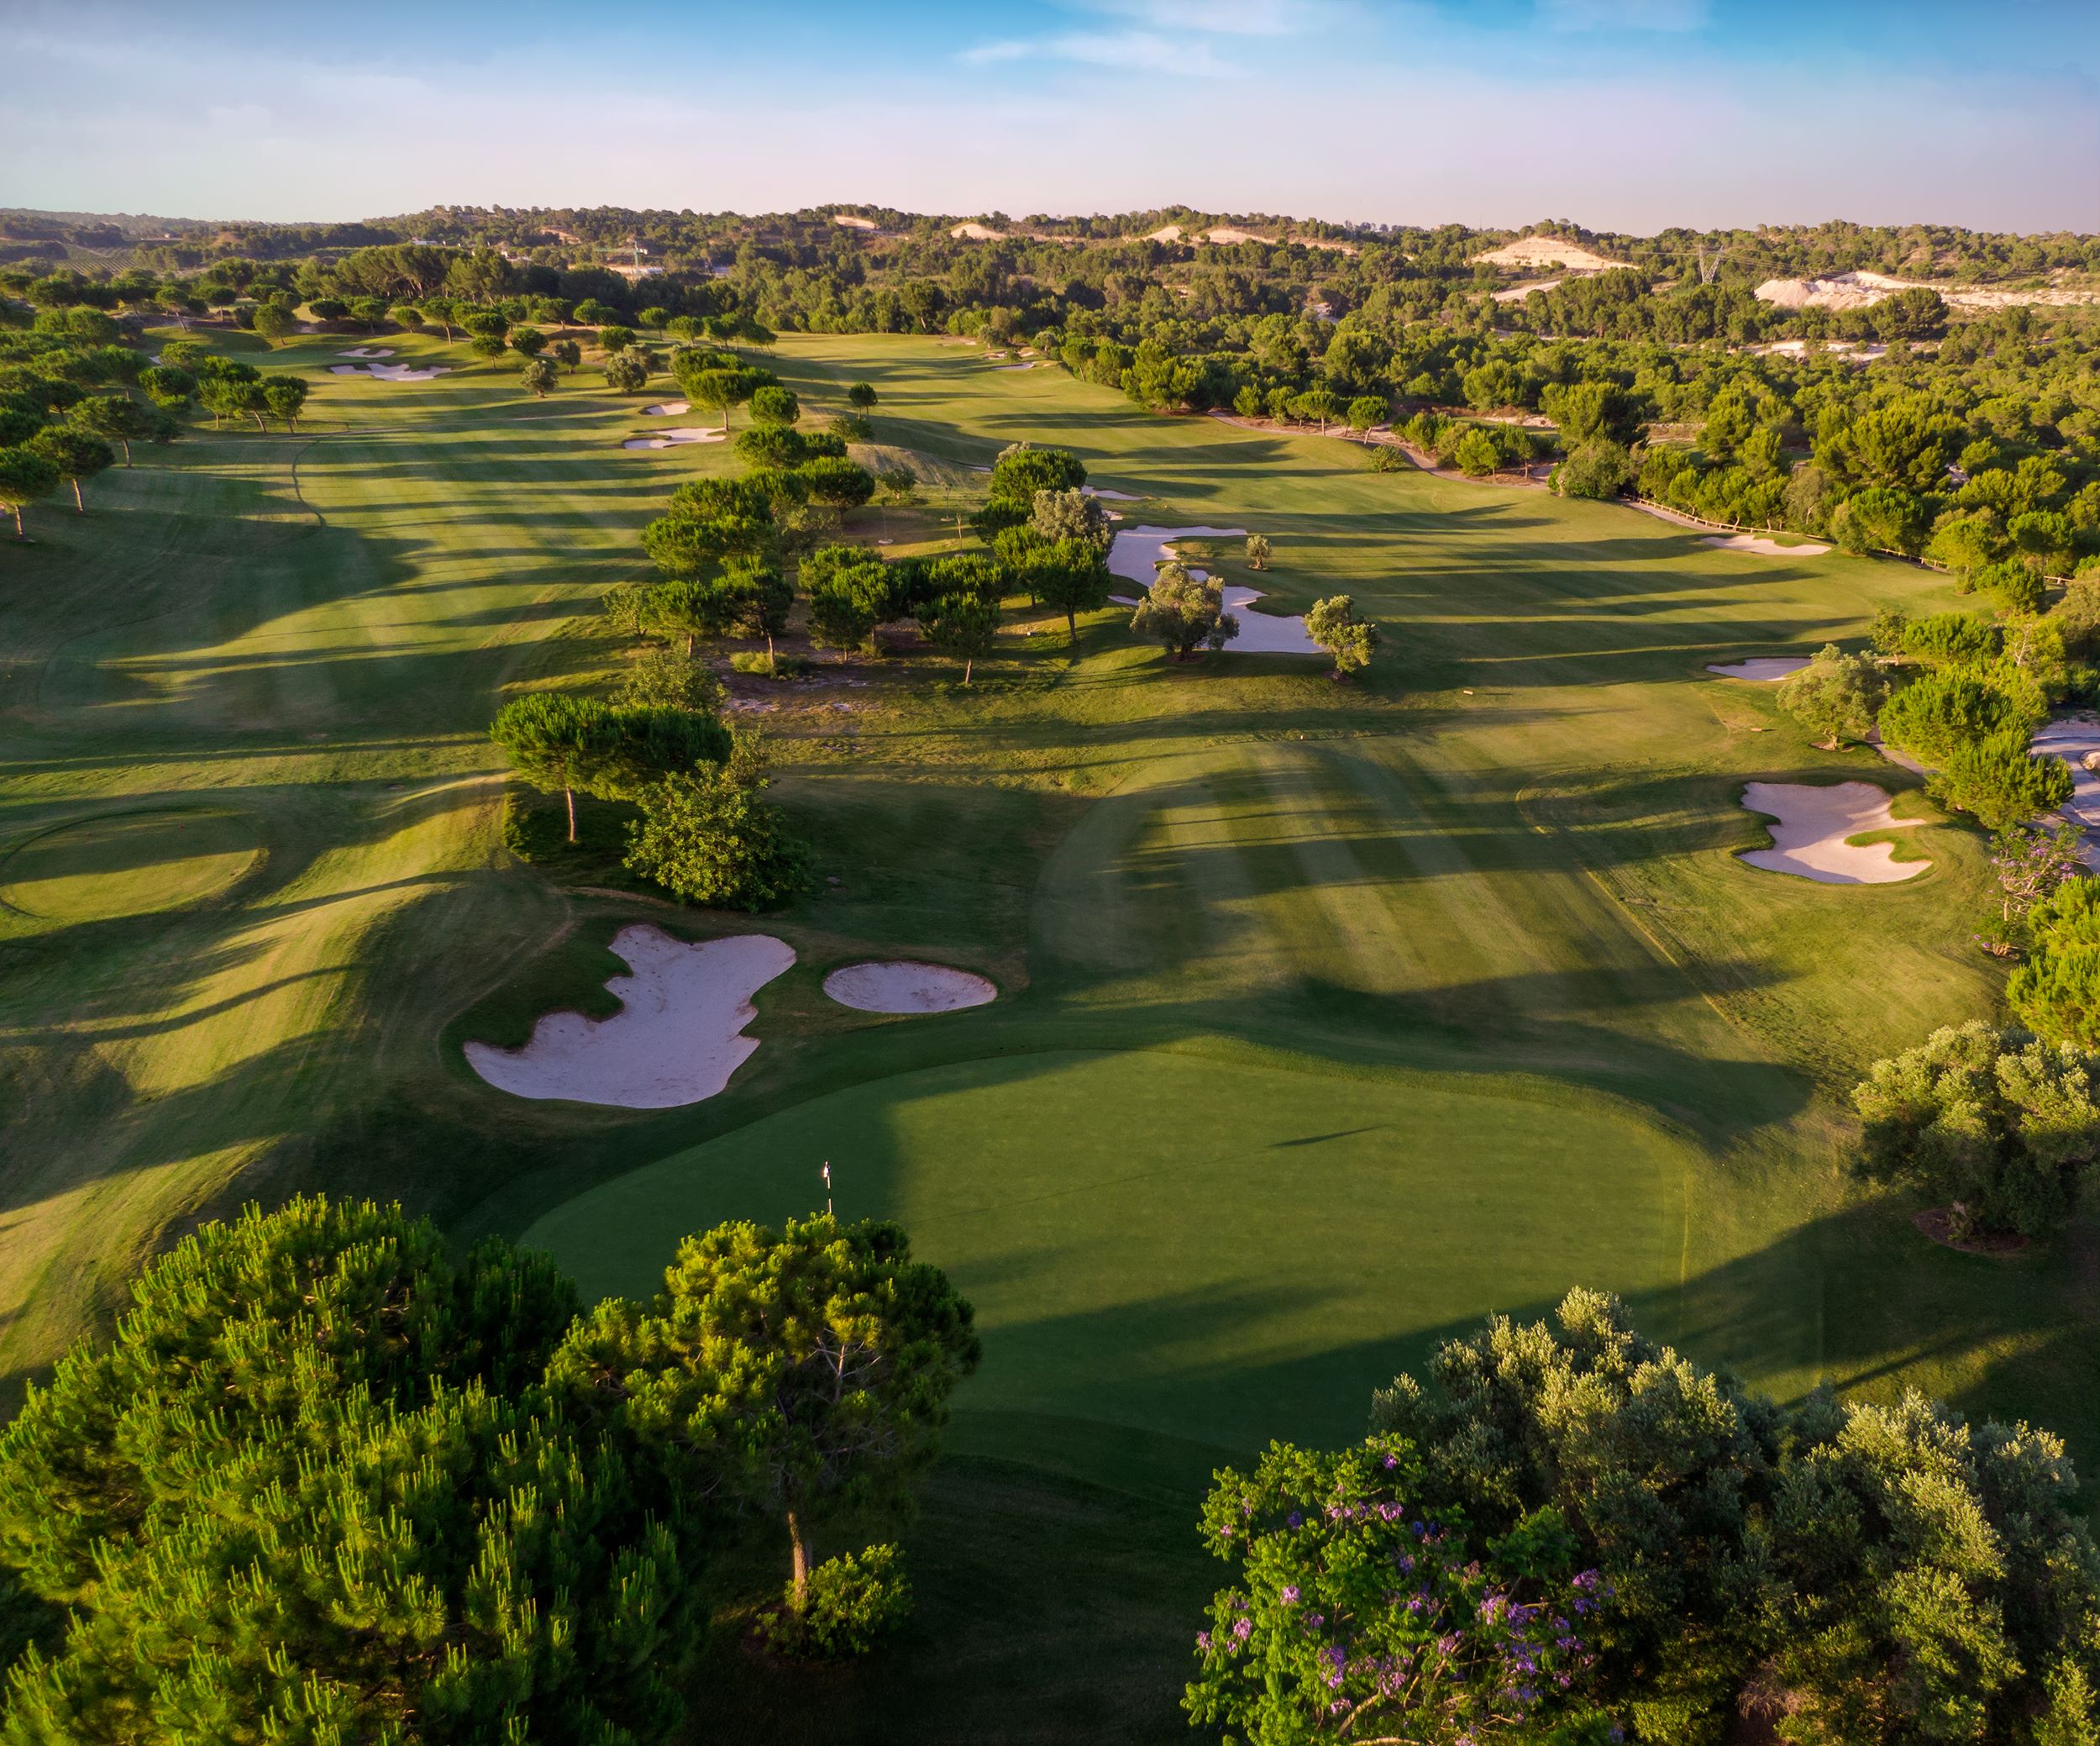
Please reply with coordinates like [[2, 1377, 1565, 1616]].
[[730, 650, 811, 678], [1854, 1021, 2100, 1239], [2010, 878, 2100, 1048], [1877, 668, 2040, 765], [622, 741, 807, 910], [1902, 611, 2001, 667], [1929, 732, 2073, 829], [758, 1544, 912, 1659]]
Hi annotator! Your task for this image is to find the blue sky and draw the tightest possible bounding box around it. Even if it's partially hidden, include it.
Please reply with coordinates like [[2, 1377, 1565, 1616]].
[[3, 0, 2096, 233]]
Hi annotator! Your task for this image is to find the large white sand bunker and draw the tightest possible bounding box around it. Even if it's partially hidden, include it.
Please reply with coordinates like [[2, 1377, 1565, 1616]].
[[466, 926, 795, 1107], [641, 400, 691, 416], [1221, 586, 1323, 655], [1108, 524, 1248, 589], [823, 960, 998, 1014], [1738, 782, 1924, 885], [1704, 532, 1832, 557], [622, 427, 727, 450], [330, 362, 450, 381], [2030, 716, 2100, 870], [1707, 656, 1810, 681]]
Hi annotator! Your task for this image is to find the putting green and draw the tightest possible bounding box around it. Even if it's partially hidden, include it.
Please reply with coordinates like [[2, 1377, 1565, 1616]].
[[525, 1047, 1692, 1455], [0, 807, 261, 923]]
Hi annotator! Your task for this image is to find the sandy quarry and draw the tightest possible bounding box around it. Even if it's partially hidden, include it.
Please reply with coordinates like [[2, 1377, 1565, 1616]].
[[329, 362, 450, 381], [2029, 716, 2100, 870], [622, 428, 727, 450], [465, 926, 796, 1107], [1738, 781, 1925, 885], [337, 346, 396, 358], [1754, 269, 2100, 313], [1473, 237, 1628, 274], [1707, 655, 1811, 681], [823, 961, 998, 1014], [641, 400, 691, 416]]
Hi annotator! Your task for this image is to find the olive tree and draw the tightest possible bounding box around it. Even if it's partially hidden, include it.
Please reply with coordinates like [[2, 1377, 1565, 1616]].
[[1776, 644, 1886, 749], [1304, 595, 1378, 678], [1131, 561, 1239, 660]]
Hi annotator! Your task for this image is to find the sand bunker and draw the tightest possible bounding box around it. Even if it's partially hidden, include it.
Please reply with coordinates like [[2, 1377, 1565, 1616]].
[[1704, 533, 1832, 557], [337, 346, 396, 358], [2029, 717, 2100, 870], [622, 428, 728, 450], [465, 926, 795, 1107], [641, 400, 691, 416], [1108, 524, 1248, 589], [329, 362, 450, 381], [1221, 586, 1323, 655], [1472, 237, 1627, 274], [822, 960, 998, 1014], [1082, 486, 1144, 502], [1738, 782, 1924, 885], [1707, 656, 1811, 681]]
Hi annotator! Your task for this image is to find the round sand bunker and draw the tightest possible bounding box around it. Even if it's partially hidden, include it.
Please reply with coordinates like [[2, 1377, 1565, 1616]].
[[823, 961, 997, 1014]]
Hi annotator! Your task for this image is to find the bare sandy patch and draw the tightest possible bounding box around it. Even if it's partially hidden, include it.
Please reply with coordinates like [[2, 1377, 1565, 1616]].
[[1756, 269, 2100, 313], [951, 221, 1006, 240], [1704, 532, 1832, 557], [1143, 224, 1184, 243], [465, 925, 795, 1107], [832, 213, 879, 230], [822, 960, 998, 1014], [1206, 225, 1277, 246], [1473, 236, 1627, 273], [1708, 656, 1811, 681], [622, 428, 728, 450], [1738, 781, 1925, 885], [1492, 279, 1562, 302], [641, 400, 691, 416]]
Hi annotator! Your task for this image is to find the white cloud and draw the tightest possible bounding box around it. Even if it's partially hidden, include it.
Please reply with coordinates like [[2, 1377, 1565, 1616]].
[[1537, 0, 1709, 30], [1075, 0, 1336, 33], [958, 29, 1236, 75]]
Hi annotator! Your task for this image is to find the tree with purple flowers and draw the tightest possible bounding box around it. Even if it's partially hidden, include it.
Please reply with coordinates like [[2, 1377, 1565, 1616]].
[[1185, 1436, 1619, 1743]]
